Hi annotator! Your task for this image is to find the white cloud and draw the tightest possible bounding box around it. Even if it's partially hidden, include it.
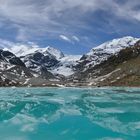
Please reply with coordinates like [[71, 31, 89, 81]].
[[59, 35, 71, 42], [0, 0, 139, 41], [59, 35, 80, 43], [72, 36, 80, 42]]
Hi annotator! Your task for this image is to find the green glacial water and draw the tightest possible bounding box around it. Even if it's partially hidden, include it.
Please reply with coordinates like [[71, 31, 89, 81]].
[[0, 87, 140, 140]]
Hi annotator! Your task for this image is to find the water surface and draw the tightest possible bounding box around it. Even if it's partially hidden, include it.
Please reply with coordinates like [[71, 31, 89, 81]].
[[0, 87, 140, 140]]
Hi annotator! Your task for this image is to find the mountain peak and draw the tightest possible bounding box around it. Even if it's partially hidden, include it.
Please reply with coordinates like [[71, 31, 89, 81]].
[[45, 46, 64, 59], [0, 39, 64, 59], [88, 36, 139, 55]]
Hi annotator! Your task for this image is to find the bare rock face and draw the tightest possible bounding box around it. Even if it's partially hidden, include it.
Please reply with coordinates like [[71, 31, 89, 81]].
[[0, 50, 26, 67], [23, 51, 59, 69]]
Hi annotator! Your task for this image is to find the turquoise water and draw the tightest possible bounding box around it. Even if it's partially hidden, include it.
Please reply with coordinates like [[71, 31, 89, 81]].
[[0, 87, 140, 140]]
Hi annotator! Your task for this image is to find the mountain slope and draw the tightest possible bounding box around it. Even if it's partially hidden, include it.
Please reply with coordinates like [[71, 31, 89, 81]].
[[0, 49, 33, 86], [2, 40, 80, 77], [76, 36, 139, 72], [0, 46, 61, 86], [69, 40, 140, 87]]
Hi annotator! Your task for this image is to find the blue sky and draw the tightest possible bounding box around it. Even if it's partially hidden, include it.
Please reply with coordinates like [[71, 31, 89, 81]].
[[0, 0, 140, 54]]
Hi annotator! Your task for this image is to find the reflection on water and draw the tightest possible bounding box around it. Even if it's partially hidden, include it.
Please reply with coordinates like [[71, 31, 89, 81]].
[[0, 87, 140, 140]]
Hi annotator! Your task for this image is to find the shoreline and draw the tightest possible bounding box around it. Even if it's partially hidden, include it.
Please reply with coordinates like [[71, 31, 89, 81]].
[[0, 85, 140, 88]]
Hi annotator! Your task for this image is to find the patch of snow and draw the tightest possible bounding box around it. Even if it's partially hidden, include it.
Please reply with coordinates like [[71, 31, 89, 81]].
[[56, 84, 65, 87], [21, 70, 25, 77], [31, 73, 39, 77], [49, 79, 60, 82], [116, 77, 121, 80], [23, 78, 30, 85], [89, 68, 121, 83]]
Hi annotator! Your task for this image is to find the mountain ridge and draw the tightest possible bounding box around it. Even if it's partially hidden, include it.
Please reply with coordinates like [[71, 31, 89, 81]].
[[0, 36, 139, 87]]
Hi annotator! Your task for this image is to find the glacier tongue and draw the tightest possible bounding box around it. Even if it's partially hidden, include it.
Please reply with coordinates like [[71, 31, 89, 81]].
[[50, 55, 82, 76]]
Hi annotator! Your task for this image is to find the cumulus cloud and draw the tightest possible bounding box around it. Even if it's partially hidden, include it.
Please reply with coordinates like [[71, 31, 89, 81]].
[[0, 0, 139, 41]]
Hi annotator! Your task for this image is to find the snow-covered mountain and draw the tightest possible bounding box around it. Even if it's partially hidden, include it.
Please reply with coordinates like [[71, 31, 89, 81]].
[[3, 42, 64, 59], [88, 36, 138, 55], [22, 51, 81, 77], [0, 39, 81, 77], [77, 36, 139, 71], [0, 36, 139, 87], [71, 39, 140, 87], [0, 49, 34, 86]]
